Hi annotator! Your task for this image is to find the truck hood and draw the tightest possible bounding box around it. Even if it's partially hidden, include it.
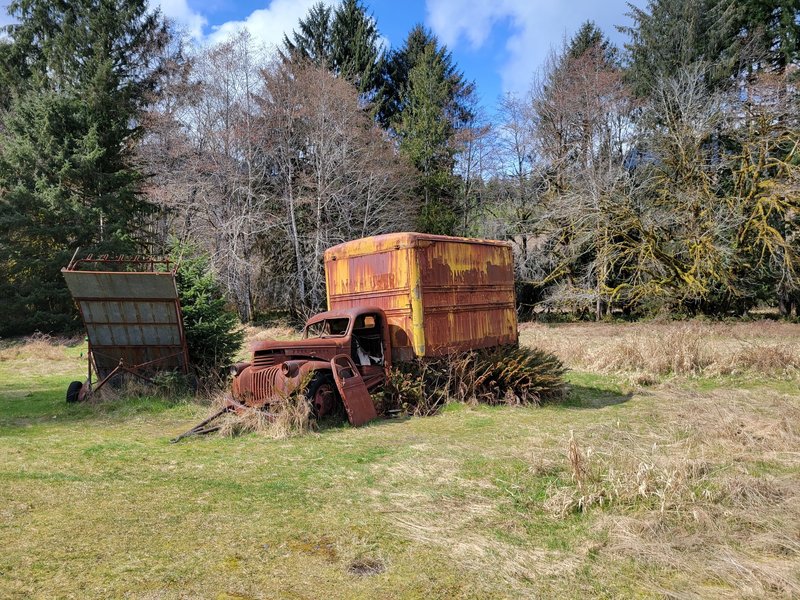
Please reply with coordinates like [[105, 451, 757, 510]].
[[249, 337, 346, 354]]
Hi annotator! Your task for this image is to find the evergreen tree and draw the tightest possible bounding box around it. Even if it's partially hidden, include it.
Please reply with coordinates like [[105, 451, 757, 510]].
[[395, 44, 458, 234], [568, 20, 618, 63], [330, 0, 384, 94], [0, 0, 169, 335], [622, 0, 800, 96], [732, 0, 800, 73], [283, 0, 384, 96], [171, 241, 244, 382], [621, 0, 735, 95], [282, 2, 333, 69], [376, 25, 474, 130]]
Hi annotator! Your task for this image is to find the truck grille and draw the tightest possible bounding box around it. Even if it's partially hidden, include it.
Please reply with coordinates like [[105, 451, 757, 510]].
[[252, 365, 281, 401]]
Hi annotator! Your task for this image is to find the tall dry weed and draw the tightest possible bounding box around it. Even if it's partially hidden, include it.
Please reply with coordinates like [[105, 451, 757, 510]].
[[592, 323, 711, 375], [0, 331, 78, 362], [518, 320, 800, 379], [545, 388, 800, 596], [728, 341, 800, 374]]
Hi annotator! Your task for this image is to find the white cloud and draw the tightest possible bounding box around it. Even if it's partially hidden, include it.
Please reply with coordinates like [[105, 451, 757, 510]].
[[0, 0, 16, 31], [3, 0, 349, 54], [426, 0, 631, 96], [1, 0, 205, 38], [156, 0, 208, 39], [206, 0, 336, 51], [153, 0, 337, 51]]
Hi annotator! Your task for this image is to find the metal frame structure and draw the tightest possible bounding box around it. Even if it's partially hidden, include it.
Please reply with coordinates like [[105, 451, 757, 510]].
[[62, 250, 190, 399]]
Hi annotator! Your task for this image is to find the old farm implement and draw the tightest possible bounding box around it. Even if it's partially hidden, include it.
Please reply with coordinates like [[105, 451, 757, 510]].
[[62, 252, 190, 402]]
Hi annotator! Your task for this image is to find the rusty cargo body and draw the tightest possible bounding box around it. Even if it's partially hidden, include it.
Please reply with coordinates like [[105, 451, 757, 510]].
[[324, 232, 517, 362]]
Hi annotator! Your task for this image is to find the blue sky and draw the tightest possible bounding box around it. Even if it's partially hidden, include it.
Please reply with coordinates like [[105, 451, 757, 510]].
[[1, 0, 640, 111]]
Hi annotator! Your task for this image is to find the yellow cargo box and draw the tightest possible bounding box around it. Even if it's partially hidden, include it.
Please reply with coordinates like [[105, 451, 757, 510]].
[[324, 232, 517, 362]]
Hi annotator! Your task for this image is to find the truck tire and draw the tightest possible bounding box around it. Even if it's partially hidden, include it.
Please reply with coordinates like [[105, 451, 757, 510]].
[[306, 371, 339, 418], [66, 380, 83, 403]]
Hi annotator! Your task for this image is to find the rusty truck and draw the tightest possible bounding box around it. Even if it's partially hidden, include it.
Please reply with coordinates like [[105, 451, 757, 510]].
[[176, 232, 517, 438]]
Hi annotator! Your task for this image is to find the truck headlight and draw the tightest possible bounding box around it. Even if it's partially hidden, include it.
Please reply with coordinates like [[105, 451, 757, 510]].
[[229, 362, 250, 377], [281, 361, 299, 377]]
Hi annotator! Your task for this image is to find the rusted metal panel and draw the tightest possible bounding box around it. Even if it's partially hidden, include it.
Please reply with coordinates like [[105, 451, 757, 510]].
[[324, 233, 517, 359], [417, 237, 517, 355], [62, 260, 189, 379], [331, 354, 377, 426], [325, 242, 416, 361]]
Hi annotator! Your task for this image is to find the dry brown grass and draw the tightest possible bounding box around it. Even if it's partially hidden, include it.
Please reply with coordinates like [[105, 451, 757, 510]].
[[541, 388, 800, 597], [231, 324, 301, 362], [216, 374, 315, 439], [366, 376, 800, 597], [241, 324, 300, 343], [520, 320, 800, 379], [0, 331, 82, 363]]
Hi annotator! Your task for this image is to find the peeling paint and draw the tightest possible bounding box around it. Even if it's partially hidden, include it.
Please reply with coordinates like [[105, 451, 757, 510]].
[[324, 233, 517, 360]]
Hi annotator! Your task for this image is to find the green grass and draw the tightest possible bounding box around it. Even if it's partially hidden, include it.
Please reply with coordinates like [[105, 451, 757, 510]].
[[1, 336, 798, 599]]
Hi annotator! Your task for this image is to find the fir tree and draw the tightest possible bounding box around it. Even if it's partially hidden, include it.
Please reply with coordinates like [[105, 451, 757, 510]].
[[283, 0, 384, 96], [621, 0, 800, 96], [330, 0, 384, 94], [568, 20, 618, 64], [395, 44, 458, 234], [282, 2, 333, 69], [620, 0, 733, 95], [0, 0, 169, 335], [171, 241, 244, 382]]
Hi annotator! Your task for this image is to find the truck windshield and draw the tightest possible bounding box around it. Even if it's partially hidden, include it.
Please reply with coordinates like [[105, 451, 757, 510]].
[[305, 318, 350, 338]]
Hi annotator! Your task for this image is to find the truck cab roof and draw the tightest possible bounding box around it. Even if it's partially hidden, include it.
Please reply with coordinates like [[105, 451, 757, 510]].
[[305, 306, 385, 327]]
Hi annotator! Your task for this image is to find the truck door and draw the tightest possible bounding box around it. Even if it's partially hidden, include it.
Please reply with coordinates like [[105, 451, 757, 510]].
[[331, 354, 377, 426], [351, 312, 388, 389]]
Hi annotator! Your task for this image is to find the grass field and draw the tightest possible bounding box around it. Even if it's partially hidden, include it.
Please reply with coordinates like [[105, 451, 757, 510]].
[[1, 323, 799, 599]]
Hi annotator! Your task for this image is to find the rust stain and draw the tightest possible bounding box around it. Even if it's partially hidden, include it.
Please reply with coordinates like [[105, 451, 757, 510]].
[[324, 233, 517, 360]]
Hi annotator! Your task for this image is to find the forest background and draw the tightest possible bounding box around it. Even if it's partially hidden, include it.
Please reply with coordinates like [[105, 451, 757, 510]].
[[1, 0, 798, 335]]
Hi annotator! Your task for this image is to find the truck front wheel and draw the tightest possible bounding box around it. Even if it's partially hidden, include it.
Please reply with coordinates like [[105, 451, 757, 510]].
[[306, 372, 339, 418]]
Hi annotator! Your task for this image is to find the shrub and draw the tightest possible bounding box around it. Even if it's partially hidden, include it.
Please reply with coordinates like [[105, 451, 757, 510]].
[[171, 241, 244, 388]]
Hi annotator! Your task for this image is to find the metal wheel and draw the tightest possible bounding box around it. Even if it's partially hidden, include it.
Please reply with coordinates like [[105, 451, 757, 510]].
[[306, 372, 338, 418], [66, 380, 83, 403]]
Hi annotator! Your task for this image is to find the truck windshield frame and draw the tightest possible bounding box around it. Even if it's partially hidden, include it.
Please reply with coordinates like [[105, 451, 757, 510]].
[[304, 317, 350, 339]]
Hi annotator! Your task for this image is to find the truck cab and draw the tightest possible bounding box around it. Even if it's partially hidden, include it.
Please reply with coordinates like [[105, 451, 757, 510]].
[[230, 307, 391, 419]]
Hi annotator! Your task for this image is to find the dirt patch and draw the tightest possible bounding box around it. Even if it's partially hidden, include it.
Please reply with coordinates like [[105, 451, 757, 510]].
[[348, 557, 385, 576]]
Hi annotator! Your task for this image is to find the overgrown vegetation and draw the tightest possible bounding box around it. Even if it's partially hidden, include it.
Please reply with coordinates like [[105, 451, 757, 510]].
[[520, 320, 800, 381], [172, 242, 244, 387], [378, 346, 567, 416], [217, 373, 315, 439]]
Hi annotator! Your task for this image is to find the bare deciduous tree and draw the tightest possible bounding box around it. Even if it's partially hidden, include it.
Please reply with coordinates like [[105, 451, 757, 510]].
[[256, 59, 414, 315]]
